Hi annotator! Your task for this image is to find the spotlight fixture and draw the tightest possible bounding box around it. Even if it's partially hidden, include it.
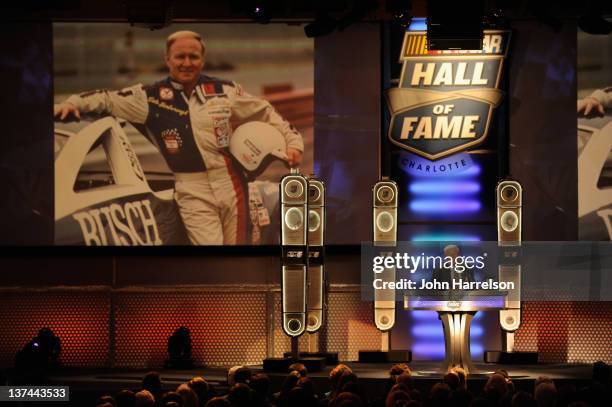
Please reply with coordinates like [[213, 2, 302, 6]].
[[250, 1, 271, 24], [15, 327, 61, 371], [387, 0, 412, 28], [165, 326, 194, 369]]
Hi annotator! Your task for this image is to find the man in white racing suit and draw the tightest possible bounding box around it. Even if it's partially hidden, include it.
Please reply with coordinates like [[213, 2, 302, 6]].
[[54, 30, 303, 245], [578, 87, 612, 116]]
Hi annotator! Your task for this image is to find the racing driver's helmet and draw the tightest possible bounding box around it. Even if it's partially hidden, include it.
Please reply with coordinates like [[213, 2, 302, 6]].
[[230, 121, 288, 177]]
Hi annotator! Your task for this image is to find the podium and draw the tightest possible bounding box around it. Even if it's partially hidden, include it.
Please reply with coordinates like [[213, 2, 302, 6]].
[[404, 290, 506, 374]]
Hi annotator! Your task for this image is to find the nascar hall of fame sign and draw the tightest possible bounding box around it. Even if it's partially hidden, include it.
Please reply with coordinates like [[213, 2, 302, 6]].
[[385, 30, 510, 160]]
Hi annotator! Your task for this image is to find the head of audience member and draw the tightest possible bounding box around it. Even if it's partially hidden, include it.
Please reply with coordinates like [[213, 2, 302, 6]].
[[338, 371, 359, 391], [98, 404, 115, 407], [495, 369, 510, 379], [285, 386, 313, 407], [249, 372, 271, 401], [534, 376, 553, 389], [204, 397, 230, 407], [450, 366, 467, 389], [385, 386, 410, 407], [97, 395, 117, 407], [135, 390, 155, 407], [449, 388, 472, 407], [162, 391, 184, 407], [329, 364, 353, 393], [389, 363, 412, 378], [512, 390, 537, 407], [443, 371, 460, 391], [188, 376, 210, 406], [280, 370, 301, 397], [116, 390, 136, 407], [289, 362, 308, 378], [227, 383, 251, 407], [386, 363, 412, 394], [430, 382, 451, 407], [396, 372, 414, 390], [534, 381, 557, 407], [165, 403, 180, 407], [592, 360, 610, 384], [337, 371, 366, 402], [556, 383, 577, 407], [142, 371, 163, 397], [330, 391, 363, 407], [495, 369, 515, 393], [177, 383, 199, 407], [298, 376, 317, 401], [227, 366, 252, 386], [484, 373, 509, 402]]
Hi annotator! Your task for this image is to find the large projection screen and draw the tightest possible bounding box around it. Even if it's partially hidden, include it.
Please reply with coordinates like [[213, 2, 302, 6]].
[[53, 23, 313, 246]]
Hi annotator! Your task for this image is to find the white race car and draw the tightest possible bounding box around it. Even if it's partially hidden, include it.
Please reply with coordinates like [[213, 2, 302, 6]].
[[55, 117, 189, 245]]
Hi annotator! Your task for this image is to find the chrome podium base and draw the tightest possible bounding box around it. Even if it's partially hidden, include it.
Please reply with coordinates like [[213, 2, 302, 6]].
[[438, 311, 477, 374]]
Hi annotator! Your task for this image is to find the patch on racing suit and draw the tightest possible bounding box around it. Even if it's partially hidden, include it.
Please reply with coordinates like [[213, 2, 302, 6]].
[[213, 116, 231, 148], [161, 128, 183, 154], [248, 184, 270, 227], [159, 86, 174, 101], [201, 82, 228, 100]]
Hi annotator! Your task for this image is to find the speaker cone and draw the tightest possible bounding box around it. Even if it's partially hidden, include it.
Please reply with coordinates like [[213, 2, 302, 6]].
[[285, 180, 304, 199], [308, 184, 321, 202], [376, 211, 394, 233], [500, 211, 519, 232], [500, 185, 518, 204], [284, 207, 304, 231], [377, 185, 395, 203], [308, 210, 321, 232], [287, 319, 302, 334]]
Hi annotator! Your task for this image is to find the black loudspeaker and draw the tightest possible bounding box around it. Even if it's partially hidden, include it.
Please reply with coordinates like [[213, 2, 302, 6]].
[[358, 350, 412, 363], [306, 177, 325, 333], [280, 170, 309, 337], [372, 178, 398, 332]]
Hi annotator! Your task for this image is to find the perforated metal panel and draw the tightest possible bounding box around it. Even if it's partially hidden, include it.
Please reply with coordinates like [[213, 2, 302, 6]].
[[0, 290, 110, 368], [324, 291, 381, 361], [114, 291, 267, 367], [1, 290, 610, 369], [515, 301, 612, 363]]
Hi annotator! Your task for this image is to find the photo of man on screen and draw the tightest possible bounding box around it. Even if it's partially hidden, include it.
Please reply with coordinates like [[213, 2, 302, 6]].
[[577, 29, 612, 240], [54, 30, 304, 245]]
